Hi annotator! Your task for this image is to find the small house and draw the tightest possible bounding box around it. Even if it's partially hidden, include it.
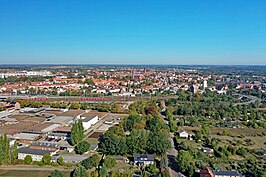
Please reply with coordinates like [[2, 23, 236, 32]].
[[133, 154, 154, 166], [202, 147, 214, 153], [179, 130, 189, 138], [200, 168, 242, 177]]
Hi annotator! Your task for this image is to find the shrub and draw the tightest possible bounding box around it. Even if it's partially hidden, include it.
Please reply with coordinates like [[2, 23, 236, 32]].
[[76, 141, 90, 154], [24, 155, 32, 165]]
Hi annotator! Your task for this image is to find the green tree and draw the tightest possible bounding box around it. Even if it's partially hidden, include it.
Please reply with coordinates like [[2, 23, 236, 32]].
[[126, 129, 149, 154], [123, 114, 143, 132], [188, 166, 195, 177], [103, 156, 116, 168], [70, 102, 81, 109], [85, 78, 94, 85], [70, 119, 85, 145], [160, 155, 168, 169], [57, 156, 65, 166], [201, 126, 210, 136], [99, 164, 108, 177], [176, 150, 193, 173], [42, 154, 51, 165], [76, 141, 90, 154], [169, 117, 177, 132], [11, 141, 18, 162], [50, 170, 65, 177], [146, 163, 159, 176], [179, 118, 185, 126], [24, 155, 32, 165], [111, 103, 121, 113], [99, 132, 128, 155], [194, 131, 202, 142], [73, 166, 87, 177], [81, 154, 101, 170], [147, 132, 171, 156], [0, 135, 9, 164], [81, 102, 88, 110]]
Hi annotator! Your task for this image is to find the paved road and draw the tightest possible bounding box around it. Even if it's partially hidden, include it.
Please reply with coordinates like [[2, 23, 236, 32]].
[[167, 133, 182, 177], [233, 94, 260, 106]]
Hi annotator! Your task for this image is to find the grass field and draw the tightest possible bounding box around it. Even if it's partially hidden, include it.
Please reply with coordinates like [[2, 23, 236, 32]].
[[182, 127, 266, 136], [0, 170, 71, 177], [85, 137, 99, 145], [181, 127, 266, 150], [212, 135, 266, 149]]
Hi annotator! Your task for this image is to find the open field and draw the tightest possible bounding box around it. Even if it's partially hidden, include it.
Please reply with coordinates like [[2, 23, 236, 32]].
[[212, 135, 266, 149], [0, 170, 71, 177], [86, 137, 99, 145], [182, 127, 266, 136]]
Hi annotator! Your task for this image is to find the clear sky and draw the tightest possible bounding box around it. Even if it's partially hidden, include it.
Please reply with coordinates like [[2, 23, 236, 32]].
[[0, 0, 266, 65]]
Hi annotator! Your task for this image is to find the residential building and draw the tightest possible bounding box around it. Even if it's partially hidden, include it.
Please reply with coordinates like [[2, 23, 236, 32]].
[[179, 130, 189, 138], [200, 168, 242, 177], [133, 154, 154, 166], [202, 147, 214, 153]]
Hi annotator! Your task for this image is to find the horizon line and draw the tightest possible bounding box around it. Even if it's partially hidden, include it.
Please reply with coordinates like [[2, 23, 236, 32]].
[[0, 63, 266, 66]]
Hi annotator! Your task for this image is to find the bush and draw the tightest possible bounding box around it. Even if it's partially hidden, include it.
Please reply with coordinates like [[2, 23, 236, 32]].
[[51, 162, 59, 167], [12, 159, 23, 165], [76, 141, 90, 154], [73, 166, 87, 177], [37, 161, 45, 166], [50, 170, 65, 177], [81, 154, 101, 170], [42, 154, 51, 165], [103, 156, 116, 168], [24, 155, 32, 165], [57, 156, 65, 166]]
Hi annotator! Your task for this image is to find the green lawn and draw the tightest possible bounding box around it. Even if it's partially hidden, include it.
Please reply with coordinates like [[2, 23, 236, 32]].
[[0, 170, 71, 177], [85, 138, 99, 145]]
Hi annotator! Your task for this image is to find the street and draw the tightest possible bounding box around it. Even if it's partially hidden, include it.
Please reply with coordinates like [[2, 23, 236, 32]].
[[167, 133, 184, 177]]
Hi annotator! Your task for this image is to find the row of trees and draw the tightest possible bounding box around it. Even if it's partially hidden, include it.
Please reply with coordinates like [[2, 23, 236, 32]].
[[0, 135, 18, 165], [16, 99, 119, 111], [23, 154, 71, 169]]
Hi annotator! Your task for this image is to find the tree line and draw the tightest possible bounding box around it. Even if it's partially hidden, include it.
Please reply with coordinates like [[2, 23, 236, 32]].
[[0, 134, 18, 165]]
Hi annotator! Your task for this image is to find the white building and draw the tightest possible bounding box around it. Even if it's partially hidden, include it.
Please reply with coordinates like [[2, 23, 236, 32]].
[[134, 154, 154, 166], [203, 80, 208, 89], [26, 70, 52, 76], [179, 130, 189, 138], [18, 148, 56, 161], [82, 115, 99, 130], [96, 89, 106, 94]]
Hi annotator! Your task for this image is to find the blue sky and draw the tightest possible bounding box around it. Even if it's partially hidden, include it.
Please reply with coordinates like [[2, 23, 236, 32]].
[[0, 0, 266, 65]]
